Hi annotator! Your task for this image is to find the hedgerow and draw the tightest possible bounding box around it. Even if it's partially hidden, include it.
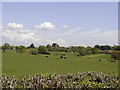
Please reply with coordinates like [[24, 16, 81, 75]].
[[0, 72, 119, 89]]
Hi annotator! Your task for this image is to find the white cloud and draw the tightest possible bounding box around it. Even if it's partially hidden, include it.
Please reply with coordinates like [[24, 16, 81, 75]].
[[0, 25, 2, 30], [72, 28, 118, 46], [0, 26, 2, 45], [1, 23, 117, 47], [2, 29, 40, 45], [7, 23, 23, 29], [2, 29, 54, 46], [60, 27, 84, 36], [2, 28, 67, 46], [62, 25, 68, 28], [56, 27, 117, 46], [2, 23, 67, 46], [81, 28, 102, 35], [57, 38, 66, 46], [34, 22, 55, 30]]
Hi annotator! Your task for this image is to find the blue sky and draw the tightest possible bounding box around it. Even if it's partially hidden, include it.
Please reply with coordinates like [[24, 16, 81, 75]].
[[3, 2, 117, 29], [1, 2, 118, 46]]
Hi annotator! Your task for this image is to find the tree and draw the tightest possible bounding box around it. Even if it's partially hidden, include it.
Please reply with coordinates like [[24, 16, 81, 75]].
[[78, 48, 86, 56], [111, 51, 120, 60], [29, 43, 35, 48], [2, 43, 11, 52], [2, 46, 5, 52], [38, 46, 50, 54], [28, 49, 38, 55], [46, 44, 52, 50], [0, 46, 2, 50], [100, 45, 111, 50], [113, 46, 120, 51], [16, 45, 26, 53], [52, 43, 59, 49], [105, 45, 111, 50], [92, 48, 99, 54], [94, 45, 101, 49]]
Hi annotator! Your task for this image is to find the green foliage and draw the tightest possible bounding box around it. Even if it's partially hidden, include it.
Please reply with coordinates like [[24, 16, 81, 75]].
[[38, 46, 50, 54], [46, 44, 52, 50], [78, 48, 86, 56], [111, 51, 120, 60], [94, 45, 101, 49], [94, 45, 111, 50], [86, 51, 92, 55], [0, 46, 2, 50], [16, 45, 26, 53], [112, 46, 120, 50], [2, 43, 11, 52], [101, 45, 111, 50], [92, 48, 100, 54], [28, 49, 38, 55]]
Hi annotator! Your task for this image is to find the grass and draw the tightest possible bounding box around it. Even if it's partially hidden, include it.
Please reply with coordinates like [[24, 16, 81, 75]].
[[2, 50, 118, 78]]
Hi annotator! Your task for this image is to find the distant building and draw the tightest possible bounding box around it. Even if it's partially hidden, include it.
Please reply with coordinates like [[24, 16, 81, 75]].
[[52, 43, 59, 49]]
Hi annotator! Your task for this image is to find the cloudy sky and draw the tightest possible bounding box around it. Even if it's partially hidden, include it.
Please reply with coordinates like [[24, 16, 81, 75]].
[[1, 2, 118, 47]]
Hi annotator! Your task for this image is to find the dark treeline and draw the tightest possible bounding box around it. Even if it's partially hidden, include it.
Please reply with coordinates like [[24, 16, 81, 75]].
[[1, 43, 120, 60], [1, 43, 120, 51], [1, 43, 120, 52]]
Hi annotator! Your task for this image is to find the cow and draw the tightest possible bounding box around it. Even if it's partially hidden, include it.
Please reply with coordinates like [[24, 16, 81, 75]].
[[45, 56, 48, 58], [111, 60, 116, 62], [64, 57, 66, 59]]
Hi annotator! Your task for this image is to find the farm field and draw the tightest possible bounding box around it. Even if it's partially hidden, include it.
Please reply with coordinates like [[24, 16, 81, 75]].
[[2, 50, 118, 78]]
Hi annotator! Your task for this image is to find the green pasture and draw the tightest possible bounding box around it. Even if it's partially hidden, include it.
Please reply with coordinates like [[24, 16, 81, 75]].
[[2, 50, 118, 78]]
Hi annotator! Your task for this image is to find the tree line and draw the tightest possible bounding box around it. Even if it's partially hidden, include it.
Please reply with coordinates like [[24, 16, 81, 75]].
[[1, 43, 120, 60]]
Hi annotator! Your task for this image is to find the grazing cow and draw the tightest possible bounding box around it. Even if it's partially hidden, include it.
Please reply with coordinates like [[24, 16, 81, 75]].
[[64, 57, 66, 59], [45, 56, 48, 58], [99, 60, 101, 61], [60, 56, 64, 58], [111, 60, 116, 62]]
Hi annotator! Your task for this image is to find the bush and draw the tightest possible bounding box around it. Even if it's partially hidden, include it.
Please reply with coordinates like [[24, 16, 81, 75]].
[[111, 51, 120, 60], [2, 43, 11, 52], [17, 49, 26, 53], [38, 46, 50, 55], [16, 45, 26, 53], [92, 48, 100, 54], [28, 49, 39, 55]]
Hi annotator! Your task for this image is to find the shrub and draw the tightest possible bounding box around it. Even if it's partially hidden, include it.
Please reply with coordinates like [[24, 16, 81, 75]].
[[16, 45, 26, 53], [28, 49, 39, 55], [111, 51, 120, 60], [38, 46, 50, 55], [92, 48, 100, 54], [2, 43, 11, 52]]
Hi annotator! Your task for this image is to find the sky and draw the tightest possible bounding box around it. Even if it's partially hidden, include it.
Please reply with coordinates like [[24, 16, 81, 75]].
[[1, 2, 118, 47]]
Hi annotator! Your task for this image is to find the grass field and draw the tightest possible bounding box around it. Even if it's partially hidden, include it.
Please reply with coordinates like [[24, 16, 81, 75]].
[[2, 50, 118, 78]]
